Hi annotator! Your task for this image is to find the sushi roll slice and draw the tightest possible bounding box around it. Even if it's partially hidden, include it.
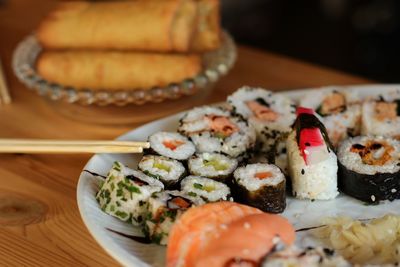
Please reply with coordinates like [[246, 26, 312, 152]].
[[180, 176, 231, 202], [96, 161, 164, 225], [227, 86, 296, 152], [361, 98, 400, 138], [233, 163, 286, 213], [262, 245, 351, 267], [138, 155, 186, 188], [148, 132, 195, 160], [337, 136, 400, 203], [188, 152, 238, 182], [300, 87, 361, 147], [142, 190, 204, 245], [271, 138, 289, 175], [287, 107, 338, 200], [178, 106, 256, 159]]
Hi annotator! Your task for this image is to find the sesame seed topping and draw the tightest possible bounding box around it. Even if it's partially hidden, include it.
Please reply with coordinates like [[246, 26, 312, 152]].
[[244, 222, 251, 229]]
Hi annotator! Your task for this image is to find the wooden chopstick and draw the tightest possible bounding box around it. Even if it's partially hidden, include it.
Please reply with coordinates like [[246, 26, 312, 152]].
[[0, 139, 149, 154], [0, 60, 11, 105]]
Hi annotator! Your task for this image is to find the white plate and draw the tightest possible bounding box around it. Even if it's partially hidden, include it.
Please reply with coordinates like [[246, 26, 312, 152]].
[[77, 84, 400, 267]]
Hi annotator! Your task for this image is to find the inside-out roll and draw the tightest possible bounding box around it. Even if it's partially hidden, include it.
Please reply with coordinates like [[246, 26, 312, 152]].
[[178, 106, 256, 159], [96, 161, 164, 225], [227, 86, 297, 153], [143, 190, 204, 245], [299, 87, 361, 147], [361, 97, 400, 138], [337, 136, 400, 203], [286, 107, 338, 200]]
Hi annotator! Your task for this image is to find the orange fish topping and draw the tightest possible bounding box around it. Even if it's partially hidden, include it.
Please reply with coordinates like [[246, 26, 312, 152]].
[[320, 92, 346, 115], [163, 140, 184, 150], [375, 102, 397, 121], [255, 172, 272, 179], [207, 115, 239, 137], [350, 141, 394, 166], [246, 101, 278, 122], [171, 197, 191, 209]]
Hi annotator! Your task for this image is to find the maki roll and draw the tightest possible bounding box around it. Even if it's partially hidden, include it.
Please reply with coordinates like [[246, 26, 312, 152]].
[[178, 106, 256, 159], [180, 175, 231, 202], [148, 132, 195, 160], [300, 87, 361, 147], [227, 86, 296, 152], [142, 190, 204, 245], [96, 161, 164, 225], [188, 152, 238, 182], [361, 97, 400, 138], [138, 155, 186, 188], [337, 136, 400, 203], [233, 163, 286, 213], [287, 107, 338, 200], [262, 245, 351, 267]]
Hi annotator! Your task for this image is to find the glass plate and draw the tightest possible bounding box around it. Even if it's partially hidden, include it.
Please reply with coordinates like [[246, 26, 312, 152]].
[[12, 31, 236, 106]]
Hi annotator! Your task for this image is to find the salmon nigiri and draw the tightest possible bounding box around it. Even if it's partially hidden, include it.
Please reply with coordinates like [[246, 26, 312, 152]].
[[195, 213, 296, 267], [166, 202, 262, 267]]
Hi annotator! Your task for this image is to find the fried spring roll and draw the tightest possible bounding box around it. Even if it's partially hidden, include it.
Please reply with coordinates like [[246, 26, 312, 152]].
[[37, 0, 220, 52], [37, 51, 202, 90]]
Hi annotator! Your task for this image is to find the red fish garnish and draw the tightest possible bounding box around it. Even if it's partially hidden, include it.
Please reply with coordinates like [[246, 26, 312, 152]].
[[296, 107, 314, 116], [254, 172, 272, 179], [163, 140, 184, 150]]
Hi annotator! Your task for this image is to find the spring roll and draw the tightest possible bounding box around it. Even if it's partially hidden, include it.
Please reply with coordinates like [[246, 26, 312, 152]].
[[37, 0, 220, 52], [36, 51, 202, 90]]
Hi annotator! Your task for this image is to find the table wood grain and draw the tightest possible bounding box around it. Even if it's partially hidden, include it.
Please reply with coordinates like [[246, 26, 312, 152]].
[[0, 1, 371, 266]]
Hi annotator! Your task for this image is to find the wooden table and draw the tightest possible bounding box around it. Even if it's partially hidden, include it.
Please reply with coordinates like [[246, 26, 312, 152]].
[[0, 1, 370, 266]]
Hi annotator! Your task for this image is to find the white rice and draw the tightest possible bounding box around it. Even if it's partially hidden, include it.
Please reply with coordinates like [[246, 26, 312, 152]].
[[234, 163, 284, 191], [262, 245, 351, 267], [180, 176, 231, 202], [337, 136, 400, 175], [138, 155, 185, 182], [149, 132, 195, 160], [188, 152, 238, 179], [286, 131, 338, 200]]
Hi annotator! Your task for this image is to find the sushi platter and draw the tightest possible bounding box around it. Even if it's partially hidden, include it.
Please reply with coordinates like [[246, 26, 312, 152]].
[[77, 85, 400, 267]]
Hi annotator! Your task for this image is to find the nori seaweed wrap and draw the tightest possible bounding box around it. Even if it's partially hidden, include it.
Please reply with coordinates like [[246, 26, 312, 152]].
[[337, 136, 400, 203], [233, 163, 286, 213]]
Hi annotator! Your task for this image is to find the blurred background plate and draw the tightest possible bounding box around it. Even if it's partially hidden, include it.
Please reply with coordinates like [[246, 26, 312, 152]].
[[12, 31, 236, 125]]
